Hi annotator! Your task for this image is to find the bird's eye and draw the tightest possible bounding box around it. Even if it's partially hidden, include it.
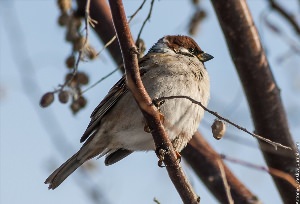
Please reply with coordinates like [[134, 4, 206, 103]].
[[188, 48, 195, 53]]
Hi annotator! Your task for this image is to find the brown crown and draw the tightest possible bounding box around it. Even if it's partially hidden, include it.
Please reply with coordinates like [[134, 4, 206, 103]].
[[164, 35, 203, 55]]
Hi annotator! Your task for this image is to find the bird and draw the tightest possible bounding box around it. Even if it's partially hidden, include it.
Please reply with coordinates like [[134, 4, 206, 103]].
[[45, 35, 213, 190]]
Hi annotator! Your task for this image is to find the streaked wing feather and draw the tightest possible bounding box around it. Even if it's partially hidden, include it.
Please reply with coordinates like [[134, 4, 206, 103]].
[[80, 55, 152, 143], [80, 77, 128, 143]]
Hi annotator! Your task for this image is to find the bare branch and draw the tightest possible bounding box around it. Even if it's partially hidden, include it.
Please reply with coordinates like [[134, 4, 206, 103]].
[[76, 0, 123, 66], [76, 1, 258, 203], [108, 0, 199, 203], [81, 68, 119, 95], [182, 132, 260, 203], [136, 0, 155, 42], [221, 154, 299, 189], [217, 159, 234, 204], [128, 0, 147, 21], [211, 0, 297, 202], [268, 0, 300, 36], [96, 0, 151, 59], [156, 96, 292, 150]]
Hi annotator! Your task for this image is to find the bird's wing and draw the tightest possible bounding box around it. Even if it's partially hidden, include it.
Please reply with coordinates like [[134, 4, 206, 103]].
[[80, 55, 152, 143], [80, 76, 128, 142]]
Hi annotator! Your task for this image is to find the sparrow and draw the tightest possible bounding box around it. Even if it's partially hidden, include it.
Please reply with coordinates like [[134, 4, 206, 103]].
[[45, 35, 213, 189]]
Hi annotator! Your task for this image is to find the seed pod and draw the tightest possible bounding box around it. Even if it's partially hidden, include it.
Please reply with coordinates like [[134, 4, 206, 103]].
[[65, 55, 75, 69], [57, 13, 69, 26], [58, 90, 69, 104], [77, 96, 87, 108], [40, 92, 54, 108], [65, 73, 73, 82], [73, 36, 86, 51], [70, 101, 81, 114], [211, 119, 226, 140], [77, 72, 89, 85], [66, 30, 79, 42], [72, 17, 82, 30], [65, 73, 78, 87], [87, 46, 98, 60]]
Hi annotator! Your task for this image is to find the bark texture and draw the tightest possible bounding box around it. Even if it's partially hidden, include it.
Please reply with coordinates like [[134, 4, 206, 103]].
[[211, 1, 297, 203]]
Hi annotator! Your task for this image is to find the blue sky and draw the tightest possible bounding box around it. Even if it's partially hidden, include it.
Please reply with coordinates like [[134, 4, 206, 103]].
[[0, 1, 299, 204]]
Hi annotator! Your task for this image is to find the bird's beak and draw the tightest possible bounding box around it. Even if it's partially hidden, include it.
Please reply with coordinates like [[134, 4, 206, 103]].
[[197, 52, 214, 62]]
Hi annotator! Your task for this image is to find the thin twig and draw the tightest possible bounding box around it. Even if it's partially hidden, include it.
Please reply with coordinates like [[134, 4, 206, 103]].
[[221, 154, 299, 189], [81, 68, 119, 94], [263, 16, 300, 54], [84, 0, 91, 43], [75, 0, 96, 69], [96, 1, 148, 60], [74, 0, 91, 77], [96, 35, 117, 57], [182, 132, 259, 203], [79, 0, 154, 95], [217, 159, 234, 204], [128, 0, 147, 22], [156, 96, 292, 150], [136, 0, 155, 42], [268, 0, 300, 36], [60, 0, 98, 93]]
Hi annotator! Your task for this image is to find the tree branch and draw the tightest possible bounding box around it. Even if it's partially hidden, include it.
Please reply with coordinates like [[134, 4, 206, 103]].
[[76, 0, 123, 66], [108, 0, 199, 203], [76, 0, 258, 203], [182, 132, 260, 203], [211, 0, 297, 203], [156, 95, 291, 150], [268, 0, 300, 36]]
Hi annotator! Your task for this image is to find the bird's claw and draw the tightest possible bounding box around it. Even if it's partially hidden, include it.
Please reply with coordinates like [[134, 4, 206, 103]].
[[156, 147, 168, 167], [152, 98, 165, 110]]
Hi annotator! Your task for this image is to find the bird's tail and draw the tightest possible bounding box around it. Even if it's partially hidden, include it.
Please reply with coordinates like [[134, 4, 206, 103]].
[[45, 142, 105, 190], [45, 151, 84, 190]]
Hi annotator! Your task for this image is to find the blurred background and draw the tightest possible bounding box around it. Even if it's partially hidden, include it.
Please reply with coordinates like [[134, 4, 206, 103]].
[[0, 0, 299, 203]]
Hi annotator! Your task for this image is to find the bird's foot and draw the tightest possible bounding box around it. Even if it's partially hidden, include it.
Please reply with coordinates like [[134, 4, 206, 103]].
[[152, 97, 165, 110], [156, 147, 168, 167]]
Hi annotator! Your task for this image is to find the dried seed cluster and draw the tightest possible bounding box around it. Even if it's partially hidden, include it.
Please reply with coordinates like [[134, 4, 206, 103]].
[[40, 71, 89, 114], [56, 0, 97, 62], [40, 0, 98, 114]]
